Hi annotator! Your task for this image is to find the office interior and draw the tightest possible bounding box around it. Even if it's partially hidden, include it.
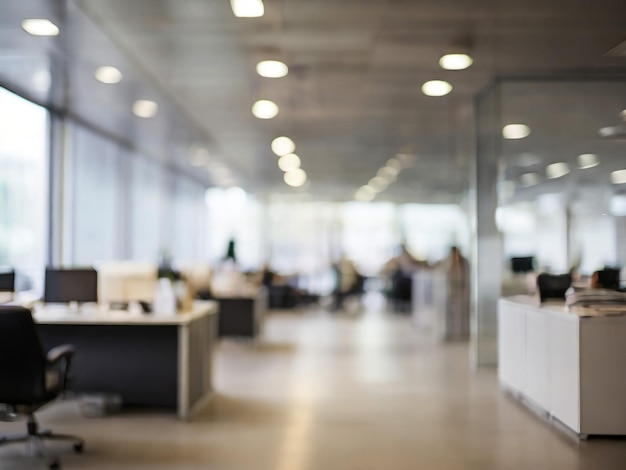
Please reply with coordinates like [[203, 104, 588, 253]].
[[2, 0, 626, 468]]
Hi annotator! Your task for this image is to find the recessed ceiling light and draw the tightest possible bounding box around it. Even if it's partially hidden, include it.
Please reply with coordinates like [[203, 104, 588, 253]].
[[502, 124, 531, 139], [368, 176, 388, 192], [278, 153, 301, 172], [188, 146, 211, 167], [577, 153, 599, 169], [439, 54, 473, 70], [95, 66, 123, 84], [230, 0, 264, 17], [421, 80, 452, 97], [256, 60, 288, 78], [271, 136, 295, 156], [386, 158, 402, 171], [355, 187, 375, 202], [520, 172, 540, 187], [21, 19, 59, 36], [284, 169, 307, 187], [377, 167, 398, 182], [252, 100, 278, 119], [132, 100, 158, 118], [611, 169, 626, 184], [546, 162, 570, 179]]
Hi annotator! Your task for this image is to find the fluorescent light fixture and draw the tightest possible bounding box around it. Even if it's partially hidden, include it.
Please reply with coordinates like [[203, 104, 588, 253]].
[[271, 136, 295, 156], [577, 153, 599, 169], [252, 100, 278, 119], [256, 60, 288, 78], [284, 169, 307, 187], [611, 169, 626, 184], [421, 80, 452, 97], [278, 153, 301, 172], [502, 124, 531, 139], [21, 19, 59, 36], [368, 176, 388, 192], [520, 172, 540, 187], [230, 0, 264, 17], [439, 54, 473, 70], [95, 66, 122, 84], [132, 100, 158, 118], [546, 162, 570, 179]]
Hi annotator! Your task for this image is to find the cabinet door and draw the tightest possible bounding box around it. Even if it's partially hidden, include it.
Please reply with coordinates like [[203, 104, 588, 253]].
[[498, 301, 525, 392], [524, 309, 550, 409], [549, 315, 580, 433]]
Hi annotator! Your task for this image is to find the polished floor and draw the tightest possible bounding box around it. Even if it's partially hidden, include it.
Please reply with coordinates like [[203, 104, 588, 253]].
[[2, 295, 626, 469]]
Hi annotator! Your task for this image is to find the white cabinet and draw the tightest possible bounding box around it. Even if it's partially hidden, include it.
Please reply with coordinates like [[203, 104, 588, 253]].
[[498, 297, 626, 437]]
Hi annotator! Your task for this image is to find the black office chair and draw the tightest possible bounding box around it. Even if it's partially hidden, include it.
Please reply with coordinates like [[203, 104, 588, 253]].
[[0, 306, 84, 469], [536, 273, 572, 303]]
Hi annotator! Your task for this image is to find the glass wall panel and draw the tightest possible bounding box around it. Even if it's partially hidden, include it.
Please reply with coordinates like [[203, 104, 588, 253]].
[[130, 155, 163, 262], [0, 87, 48, 292], [71, 125, 123, 265]]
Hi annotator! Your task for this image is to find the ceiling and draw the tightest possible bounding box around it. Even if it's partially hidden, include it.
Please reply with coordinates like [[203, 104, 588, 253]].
[[1, 0, 626, 203]]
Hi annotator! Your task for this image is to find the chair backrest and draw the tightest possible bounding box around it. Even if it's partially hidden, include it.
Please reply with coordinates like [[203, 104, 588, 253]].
[[0, 306, 47, 404], [536, 273, 572, 302]]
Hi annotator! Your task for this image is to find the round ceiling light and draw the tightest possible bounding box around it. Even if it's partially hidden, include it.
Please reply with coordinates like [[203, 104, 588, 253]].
[[502, 124, 531, 139], [188, 146, 211, 167], [95, 66, 122, 84], [256, 60, 288, 78], [132, 100, 158, 118], [271, 136, 295, 156], [520, 172, 540, 187], [355, 186, 375, 202], [546, 162, 570, 179], [278, 153, 301, 172], [21, 19, 59, 36], [252, 100, 278, 119], [439, 54, 473, 70], [421, 80, 452, 97], [577, 153, 599, 169], [284, 168, 307, 187], [611, 169, 626, 185], [368, 176, 388, 192]]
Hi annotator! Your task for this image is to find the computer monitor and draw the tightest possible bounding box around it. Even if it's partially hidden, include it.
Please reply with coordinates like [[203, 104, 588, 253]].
[[511, 257, 535, 274], [596, 267, 621, 291], [0, 269, 15, 293], [98, 262, 157, 304], [44, 268, 98, 304]]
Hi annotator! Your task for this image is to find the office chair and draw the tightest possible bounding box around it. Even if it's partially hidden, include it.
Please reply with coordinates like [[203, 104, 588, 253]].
[[0, 306, 84, 469], [536, 273, 572, 303]]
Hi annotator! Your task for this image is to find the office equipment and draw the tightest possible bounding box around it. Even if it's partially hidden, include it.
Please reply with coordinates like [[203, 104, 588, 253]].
[[97, 261, 157, 305], [596, 267, 621, 290], [0, 268, 15, 292], [44, 268, 98, 304], [0, 306, 84, 469], [536, 273, 572, 302], [510, 256, 535, 273], [34, 301, 219, 419]]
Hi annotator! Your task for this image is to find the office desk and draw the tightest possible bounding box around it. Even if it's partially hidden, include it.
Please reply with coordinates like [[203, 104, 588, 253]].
[[215, 289, 267, 338], [34, 301, 219, 419]]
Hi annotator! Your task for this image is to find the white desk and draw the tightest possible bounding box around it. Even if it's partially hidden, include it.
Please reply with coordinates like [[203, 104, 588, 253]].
[[34, 301, 219, 419], [499, 296, 626, 437]]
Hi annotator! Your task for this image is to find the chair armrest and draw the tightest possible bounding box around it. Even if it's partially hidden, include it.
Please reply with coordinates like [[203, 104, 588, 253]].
[[47, 344, 75, 364]]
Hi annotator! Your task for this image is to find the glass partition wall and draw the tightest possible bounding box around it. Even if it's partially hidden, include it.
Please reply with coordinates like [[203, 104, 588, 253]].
[[473, 77, 626, 366]]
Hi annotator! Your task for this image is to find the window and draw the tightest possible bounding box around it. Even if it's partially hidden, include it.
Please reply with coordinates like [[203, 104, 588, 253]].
[[0, 87, 48, 292]]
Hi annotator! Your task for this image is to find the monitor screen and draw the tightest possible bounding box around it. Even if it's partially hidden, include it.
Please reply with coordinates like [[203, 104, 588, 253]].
[[97, 262, 157, 303], [0, 270, 15, 292], [44, 268, 98, 304], [511, 257, 535, 273]]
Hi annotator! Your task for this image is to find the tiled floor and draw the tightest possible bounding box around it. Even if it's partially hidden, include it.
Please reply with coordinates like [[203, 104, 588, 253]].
[[2, 296, 626, 469]]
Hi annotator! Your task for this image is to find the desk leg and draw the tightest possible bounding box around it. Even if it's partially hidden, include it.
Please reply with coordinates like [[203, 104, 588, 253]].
[[178, 325, 190, 419]]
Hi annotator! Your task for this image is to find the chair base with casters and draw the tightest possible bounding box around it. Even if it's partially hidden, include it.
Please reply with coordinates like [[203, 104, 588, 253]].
[[0, 410, 84, 469], [0, 306, 86, 470]]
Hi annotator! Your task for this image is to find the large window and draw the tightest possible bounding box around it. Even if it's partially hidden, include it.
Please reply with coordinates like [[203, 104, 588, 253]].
[[130, 155, 163, 262], [0, 87, 48, 292]]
